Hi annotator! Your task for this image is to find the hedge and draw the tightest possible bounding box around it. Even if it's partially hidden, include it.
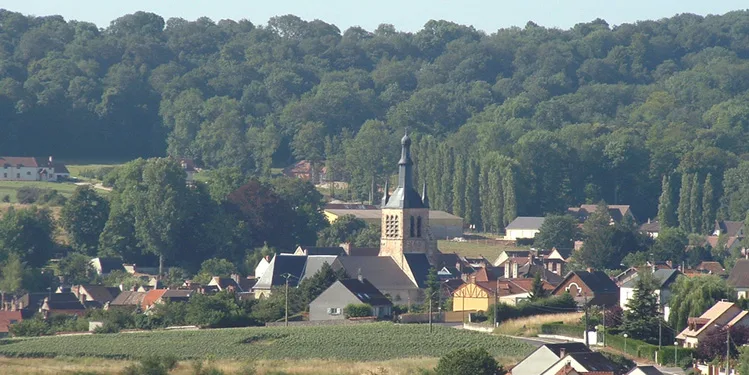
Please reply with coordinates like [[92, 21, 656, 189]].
[[540, 323, 585, 338]]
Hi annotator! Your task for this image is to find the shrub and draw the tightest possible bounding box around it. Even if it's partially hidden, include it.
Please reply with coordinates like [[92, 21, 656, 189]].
[[1, 195, 9, 202], [16, 187, 67, 206], [435, 347, 505, 375], [93, 321, 121, 334], [9, 317, 50, 337], [344, 303, 373, 318], [121, 355, 178, 375]]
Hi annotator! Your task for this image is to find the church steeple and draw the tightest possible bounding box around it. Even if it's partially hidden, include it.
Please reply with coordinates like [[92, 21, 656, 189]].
[[384, 130, 426, 209], [421, 182, 430, 208], [380, 179, 390, 207]]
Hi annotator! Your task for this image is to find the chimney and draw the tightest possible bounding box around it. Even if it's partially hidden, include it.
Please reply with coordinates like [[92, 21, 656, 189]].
[[48, 156, 53, 165], [504, 263, 510, 279], [512, 262, 518, 279], [231, 273, 240, 284], [586, 267, 594, 273], [470, 274, 477, 284], [340, 242, 352, 255], [559, 347, 566, 358], [648, 218, 651, 224], [264, 255, 270, 262], [357, 268, 363, 283], [455, 261, 461, 272]]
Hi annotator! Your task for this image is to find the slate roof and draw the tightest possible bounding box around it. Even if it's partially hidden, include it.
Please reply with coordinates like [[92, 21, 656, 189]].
[[297, 246, 346, 256], [162, 289, 193, 301], [505, 216, 545, 230], [639, 220, 660, 233], [517, 263, 563, 285], [110, 291, 146, 306], [543, 343, 591, 357], [715, 220, 744, 237], [339, 278, 393, 306], [571, 271, 619, 294], [621, 269, 681, 289], [93, 257, 126, 274], [253, 254, 308, 290], [565, 352, 619, 372], [77, 285, 120, 303], [404, 253, 432, 288], [21, 293, 85, 312], [335, 256, 418, 291], [301, 255, 339, 281], [728, 259, 749, 288]]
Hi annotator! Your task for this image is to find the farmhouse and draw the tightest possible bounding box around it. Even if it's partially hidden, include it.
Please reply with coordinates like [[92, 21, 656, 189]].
[[504, 216, 545, 240], [0, 156, 69, 181]]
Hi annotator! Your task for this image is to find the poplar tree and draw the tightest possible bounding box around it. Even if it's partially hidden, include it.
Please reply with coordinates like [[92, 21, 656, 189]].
[[479, 162, 491, 232], [503, 170, 517, 226], [440, 145, 454, 212], [677, 173, 692, 233], [491, 166, 505, 233], [689, 174, 702, 234], [657, 175, 676, 228], [452, 153, 466, 217], [702, 174, 715, 235], [465, 158, 481, 230]]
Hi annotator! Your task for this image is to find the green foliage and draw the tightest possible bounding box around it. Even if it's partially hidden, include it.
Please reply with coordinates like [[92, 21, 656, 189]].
[[0, 206, 56, 267], [16, 187, 67, 206], [652, 227, 689, 264], [622, 275, 661, 343], [193, 258, 237, 284], [8, 317, 50, 337], [435, 347, 504, 375], [344, 303, 373, 318], [657, 175, 677, 228], [60, 186, 110, 254], [488, 293, 576, 325], [0, 322, 534, 361], [534, 214, 579, 251], [58, 252, 99, 285], [121, 356, 178, 375], [316, 214, 367, 246], [528, 272, 549, 301], [668, 275, 734, 332]]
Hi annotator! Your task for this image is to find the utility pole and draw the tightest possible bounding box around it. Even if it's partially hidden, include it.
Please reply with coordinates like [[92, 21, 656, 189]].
[[428, 293, 433, 334], [659, 316, 662, 351], [280, 273, 294, 327], [602, 305, 606, 347], [494, 281, 498, 327], [584, 292, 589, 347], [727, 327, 731, 375]]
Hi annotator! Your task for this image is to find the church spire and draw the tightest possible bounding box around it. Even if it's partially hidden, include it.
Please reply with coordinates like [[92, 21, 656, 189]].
[[383, 129, 426, 209], [380, 179, 390, 207], [422, 182, 430, 208]]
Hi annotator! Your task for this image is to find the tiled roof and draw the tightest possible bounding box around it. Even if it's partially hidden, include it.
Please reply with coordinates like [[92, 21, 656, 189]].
[[348, 247, 379, 256], [77, 285, 120, 303], [677, 301, 738, 339], [696, 261, 725, 275], [715, 220, 744, 237], [706, 236, 740, 249], [0, 157, 40, 167], [141, 289, 168, 310], [639, 221, 660, 232], [568, 204, 632, 222], [728, 259, 749, 288], [571, 271, 619, 293], [505, 216, 545, 230], [339, 278, 393, 306], [21, 293, 85, 312], [110, 291, 146, 306]]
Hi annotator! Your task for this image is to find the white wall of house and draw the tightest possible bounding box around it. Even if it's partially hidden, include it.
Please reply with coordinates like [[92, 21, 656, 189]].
[[0, 166, 54, 181], [512, 347, 559, 375], [621, 287, 670, 320], [737, 288, 749, 299], [505, 229, 540, 241]]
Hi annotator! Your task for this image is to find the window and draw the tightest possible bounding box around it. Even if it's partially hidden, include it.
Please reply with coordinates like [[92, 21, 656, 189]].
[[417, 216, 422, 237], [327, 307, 341, 315], [409, 216, 415, 238], [26, 171, 31, 175], [16, 173, 19, 178], [2, 173, 5, 178], [385, 215, 399, 239]]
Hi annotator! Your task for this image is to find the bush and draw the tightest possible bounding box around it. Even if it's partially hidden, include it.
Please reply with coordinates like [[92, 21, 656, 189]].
[[121, 356, 178, 375], [78, 167, 116, 181], [93, 321, 121, 334], [16, 187, 67, 206], [8, 318, 50, 337], [1, 195, 9, 202], [344, 303, 373, 318], [435, 347, 505, 375]]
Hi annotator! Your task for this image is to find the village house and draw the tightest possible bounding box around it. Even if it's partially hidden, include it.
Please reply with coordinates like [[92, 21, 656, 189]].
[[107, 291, 146, 311], [309, 276, 393, 321], [451, 277, 556, 311], [504, 216, 545, 241], [727, 259, 749, 299], [0, 156, 69, 181], [512, 342, 591, 375], [68, 285, 121, 308], [567, 204, 636, 224], [141, 289, 193, 312], [252, 253, 308, 298], [639, 219, 660, 238], [676, 301, 749, 348], [0, 311, 22, 338], [552, 270, 620, 307], [89, 257, 126, 276], [17, 293, 86, 318], [619, 269, 681, 320], [540, 352, 621, 375]]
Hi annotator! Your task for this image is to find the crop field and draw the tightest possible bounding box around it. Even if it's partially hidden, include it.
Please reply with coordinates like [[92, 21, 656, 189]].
[[0, 323, 534, 361]]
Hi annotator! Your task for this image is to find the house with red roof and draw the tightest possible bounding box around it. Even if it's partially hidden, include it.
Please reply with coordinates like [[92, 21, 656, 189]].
[[0, 156, 69, 181], [0, 311, 22, 337]]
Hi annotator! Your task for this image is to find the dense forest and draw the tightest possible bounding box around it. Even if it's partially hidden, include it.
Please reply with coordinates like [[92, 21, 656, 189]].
[[1, 9, 749, 228]]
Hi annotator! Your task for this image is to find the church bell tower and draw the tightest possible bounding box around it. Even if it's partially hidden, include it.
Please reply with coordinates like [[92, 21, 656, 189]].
[[379, 131, 438, 269]]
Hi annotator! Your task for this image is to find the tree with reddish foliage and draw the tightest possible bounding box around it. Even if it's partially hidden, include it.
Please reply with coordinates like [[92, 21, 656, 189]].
[[696, 325, 749, 362], [225, 179, 296, 250]]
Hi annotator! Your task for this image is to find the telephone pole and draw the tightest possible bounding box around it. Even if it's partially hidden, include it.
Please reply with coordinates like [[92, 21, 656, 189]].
[[493, 280, 499, 327], [281, 273, 294, 327], [584, 292, 589, 347], [727, 327, 731, 375], [602, 305, 606, 347]]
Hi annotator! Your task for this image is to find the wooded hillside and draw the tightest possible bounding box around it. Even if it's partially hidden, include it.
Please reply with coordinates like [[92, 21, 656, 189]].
[[1, 10, 749, 224]]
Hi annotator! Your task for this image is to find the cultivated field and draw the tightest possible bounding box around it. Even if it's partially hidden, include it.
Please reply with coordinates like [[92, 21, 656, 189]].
[[0, 323, 533, 362]]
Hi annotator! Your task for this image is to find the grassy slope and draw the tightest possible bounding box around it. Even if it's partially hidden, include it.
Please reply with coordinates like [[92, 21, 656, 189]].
[[0, 181, 80, 203], [0, 323, 533, 362]]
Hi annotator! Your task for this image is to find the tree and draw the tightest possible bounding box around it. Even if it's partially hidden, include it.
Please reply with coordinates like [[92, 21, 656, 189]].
[[205, 166, 247, 202], [678, 173, 692, 233], [60, 186, 110, 255], [668, 275, 734, 332], [689, 173, 702, 234], [343, 303, 373, 318], [297, 261, 346, 307], [270, 177, 328, 247], [0, 206, 56, 267], [0, 253, 25, 296], [528, 271, 549, 301], [58, 252, 97, 285], [435, 347, 505, 375], [697, 325, 749, 362], [317, 214, 367, 246], [657, 175, 676, 228], [534, 214, 579, 251], [575, 202, 616, 269], [225, 179, 296, 250], [291, 121, 326, 183], [193, 258, 236, 284], [702, 173, 715, 235], [652, 227, 689, 264], [621, 274, 661, 343]]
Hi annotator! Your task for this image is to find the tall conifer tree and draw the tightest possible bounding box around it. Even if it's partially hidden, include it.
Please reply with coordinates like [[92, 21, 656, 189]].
[[657, 175, 676, 228], [503, 169, 517, 226], [677, 173, 692, 233], [702, 173, 715, 235], [689, 173, 702, 234], [452, 153, 466, 217], [465, 158, 481, 230]]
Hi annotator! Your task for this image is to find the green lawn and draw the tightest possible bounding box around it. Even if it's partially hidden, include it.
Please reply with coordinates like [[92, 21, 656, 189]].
[[0, 323, 533, 361], [437, 239, 529, 261], [0, 181, 81, 203]]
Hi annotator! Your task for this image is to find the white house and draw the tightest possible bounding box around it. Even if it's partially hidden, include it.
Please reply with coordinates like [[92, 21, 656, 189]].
[[254, 255, 271, 278], [512, 343, 590, 375], [676, 301, 749, 348], [0, 156, 69, 181], [620, 269, 680, 320], [504, 217, 545, 240], [540, 352, 620, 375]]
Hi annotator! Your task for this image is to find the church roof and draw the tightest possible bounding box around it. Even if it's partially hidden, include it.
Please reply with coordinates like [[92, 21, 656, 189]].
[[383, 131, 427, 209]]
